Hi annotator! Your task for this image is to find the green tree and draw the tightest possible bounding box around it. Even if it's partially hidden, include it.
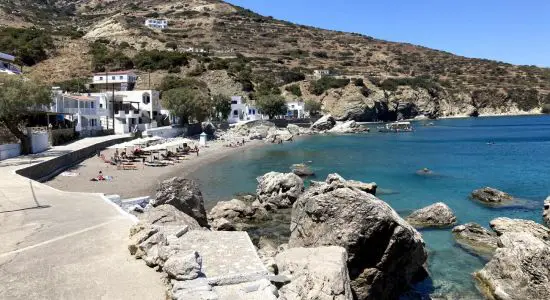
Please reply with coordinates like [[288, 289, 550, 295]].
[[0, 75, 52, 154], [285, 84, 302, 97], [211, 94, 231, 121], [162, 87, 211, 124], [256, 94, 287, 119], [157, 75, 208, 91], [304, 99, 322, 116]]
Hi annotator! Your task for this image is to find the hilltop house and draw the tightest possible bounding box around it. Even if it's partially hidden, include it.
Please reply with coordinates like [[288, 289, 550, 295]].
[[145, 19, 168, 29], [91, 70, 137, 91], [228, 96, 265, 124], [0, 52, 22, 75], [313, 69, 331, 79]]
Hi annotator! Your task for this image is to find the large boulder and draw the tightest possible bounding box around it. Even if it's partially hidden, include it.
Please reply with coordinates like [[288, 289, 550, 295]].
[[256, 172, 305, 209], [286, 124, 301, 136], [233, 120, 276, 139], [544, 196, 549, 227], [201, 121, 216, 135], [311, 114, 336, 131], [163, 251, 202, 281], [452, 223, 498, 257], [139, 205, 203, 229], [489, 217, 549, 241], [328, 120, 367, 134], [208, 199, 254, 221], [325, 173, 377, 195], [288, 175, 428, 299], [275, 246, 353, 300], [471, 187, 513, 205], [405, 202, 457, 228], [290, 164, 314, 177], [474, 232, 550, 300], [152, 177, 208, 227]]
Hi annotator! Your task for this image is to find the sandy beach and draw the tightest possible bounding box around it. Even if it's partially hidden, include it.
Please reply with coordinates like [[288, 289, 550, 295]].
[[45, 138, 265, 199]]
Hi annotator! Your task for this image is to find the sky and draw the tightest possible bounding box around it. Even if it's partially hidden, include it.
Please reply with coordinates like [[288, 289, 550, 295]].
[[225, 0, 550, 67]]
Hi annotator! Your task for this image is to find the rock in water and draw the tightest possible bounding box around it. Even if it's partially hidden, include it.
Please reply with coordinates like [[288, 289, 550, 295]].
[[256, 172, 305, 209], [544, 196, 549, 227], [208, 199, 253, 221], [405, 202, 457, 228], [489, 217, 549, 241], [311, 114, 336, 131], [471, 187, 514, 205], [275, 246, 353, 300], [474, 232, 550, 300], [452, 223, 498, 257], [152, 177, 208, 227], [288, 175, 427, 299], [290, 164, 314, 177]]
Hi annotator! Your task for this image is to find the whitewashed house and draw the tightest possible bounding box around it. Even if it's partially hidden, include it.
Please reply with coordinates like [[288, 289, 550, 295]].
[[313, 69, 331, 79], [228, 96, 264, 124], [145, 19, 168, 29], [286, 100, 307, 119], [51, 91, 108, 136], [91, 70, 137, 91]]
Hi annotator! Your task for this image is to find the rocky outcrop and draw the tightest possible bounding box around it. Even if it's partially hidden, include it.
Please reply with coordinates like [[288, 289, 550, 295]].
[[288, 174, 427, 299], [474, 232, 550, 300], [544, 196, 549, 227], [265, 129, 293, 143], [328, 120, 368, 134], [256, 172, 304, 209], [405, 202, 457, 228], [139, 205, 203, 229], [275, 246, 353, 300], [151, 177, 208, 227], [290, 164, 314, 177], [489, 217, 549, 241], [325, 173, 377, 195], [207, 198, 269, 230], [234, 120, 277, 140], [470, 187, 514, 205], [163, 250, 202, 281], [452, 223, 498, 257], [310, 114, 336, 131]]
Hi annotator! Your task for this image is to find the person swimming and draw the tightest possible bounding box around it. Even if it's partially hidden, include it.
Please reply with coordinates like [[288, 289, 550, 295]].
[[416, 168, 434, 176]]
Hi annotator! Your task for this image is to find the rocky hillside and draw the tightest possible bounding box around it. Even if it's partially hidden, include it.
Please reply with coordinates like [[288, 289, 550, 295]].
[[2, 0, 550, 120]]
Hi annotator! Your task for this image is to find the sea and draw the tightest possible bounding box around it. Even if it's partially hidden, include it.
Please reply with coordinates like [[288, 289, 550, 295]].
[[190, 115, 550, 299]]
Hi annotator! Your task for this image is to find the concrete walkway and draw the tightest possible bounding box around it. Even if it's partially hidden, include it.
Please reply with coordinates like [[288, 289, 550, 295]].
[[0, 136, 166, 299]]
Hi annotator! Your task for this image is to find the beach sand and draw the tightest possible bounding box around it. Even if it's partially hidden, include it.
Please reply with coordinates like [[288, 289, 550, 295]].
[[45, 138, 264, 199]]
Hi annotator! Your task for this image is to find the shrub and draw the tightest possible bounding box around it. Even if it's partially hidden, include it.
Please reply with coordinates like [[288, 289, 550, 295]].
[[0, 27, 54, 66], [507, 88, 539, 111], [165, 41, 178, 50], [285, 84, 302, 97], [309, 77, 350, 95], [133, 50, 188, 71], [305, 99, 322, 116], [280, 70, 305, 84], [353, 78, 364, 86], [208, 58, 230, 70], [312, 51, 328, 58]]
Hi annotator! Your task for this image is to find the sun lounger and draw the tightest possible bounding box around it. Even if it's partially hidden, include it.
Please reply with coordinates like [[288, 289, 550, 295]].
[[144, 162, 168, 167], [117, 164, 138, 170]]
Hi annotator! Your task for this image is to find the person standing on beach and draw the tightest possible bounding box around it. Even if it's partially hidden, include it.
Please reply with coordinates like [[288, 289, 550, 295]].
[[195, 145, 199, 156]]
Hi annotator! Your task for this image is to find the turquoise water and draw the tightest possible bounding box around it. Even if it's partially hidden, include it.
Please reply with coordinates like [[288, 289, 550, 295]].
[[191, 115, 550, 298]]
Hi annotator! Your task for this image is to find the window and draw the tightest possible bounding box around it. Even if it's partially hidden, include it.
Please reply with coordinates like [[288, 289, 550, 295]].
[[100, 103, 103, 108], [91, 102, 94, 108], [142, 93, 151, 105], [252, 109, 256, 115], [233, 110, 238, 116], [119, 76, 123, 80], [248, 109, 252, 114], [231, 100, 238, 104], [111, 76, 115, 80], [99, 76, 103, 80]]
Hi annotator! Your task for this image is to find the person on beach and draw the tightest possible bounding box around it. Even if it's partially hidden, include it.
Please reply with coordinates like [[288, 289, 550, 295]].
[[195, 145, 199, 156], [97, 171, 104, 181]]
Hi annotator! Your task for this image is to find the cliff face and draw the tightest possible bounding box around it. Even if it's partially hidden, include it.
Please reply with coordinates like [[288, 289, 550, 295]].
[[2, 0, 550, 119]]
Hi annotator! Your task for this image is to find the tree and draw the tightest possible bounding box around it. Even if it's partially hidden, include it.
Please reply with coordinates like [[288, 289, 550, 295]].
[[0, 75, 52, 154], [304, 99, 322, 116], [211, 94, 231, 121], [157, 75, 208, 92], [256, 94, 287, 119], [161, 87, 211, 124], [285, 84, 302, 97]]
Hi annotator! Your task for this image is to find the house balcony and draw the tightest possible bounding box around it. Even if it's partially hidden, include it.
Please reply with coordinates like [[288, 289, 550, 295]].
[[115, 109, 140, 119], [57, 108, 108, 116]]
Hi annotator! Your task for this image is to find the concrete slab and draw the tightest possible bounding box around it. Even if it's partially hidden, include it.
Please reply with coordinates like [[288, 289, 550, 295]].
[[0, 135, 166, 299], [171, 231, 269, 286]]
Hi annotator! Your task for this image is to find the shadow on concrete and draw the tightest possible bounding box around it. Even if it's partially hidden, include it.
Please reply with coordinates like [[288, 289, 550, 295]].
[[0, 204, 51, 214]]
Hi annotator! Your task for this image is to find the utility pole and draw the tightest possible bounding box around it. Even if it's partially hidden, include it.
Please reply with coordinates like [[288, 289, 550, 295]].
[[105, 69, 109, 130]]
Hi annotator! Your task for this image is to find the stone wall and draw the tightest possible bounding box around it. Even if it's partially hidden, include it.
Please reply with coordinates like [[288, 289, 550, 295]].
[[0, 143, 21, 161], [16, 136, 130, 182]]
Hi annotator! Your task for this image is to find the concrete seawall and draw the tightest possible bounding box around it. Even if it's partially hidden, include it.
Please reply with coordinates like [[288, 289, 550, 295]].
[[15, 136, 130, 182]]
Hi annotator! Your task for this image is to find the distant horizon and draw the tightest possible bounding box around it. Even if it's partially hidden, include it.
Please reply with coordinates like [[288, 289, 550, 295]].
[[226, 0, 550, 68]]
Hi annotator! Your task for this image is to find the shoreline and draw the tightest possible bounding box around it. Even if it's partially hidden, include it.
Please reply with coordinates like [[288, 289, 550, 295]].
[[45, 138, 267, 200]]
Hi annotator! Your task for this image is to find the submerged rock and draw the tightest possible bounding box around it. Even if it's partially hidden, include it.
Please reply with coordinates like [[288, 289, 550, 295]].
[[290, 164, 314, 177], [544, 196, 549, 227], [275, 246, 353, 300], [256, 172, 305, 209], [474, 231, 550, 300], [152, 177, 208, 227], [289, 174, 427, 299], [310, 114, 336, 131], [406, 202, 457, 228], [489, 217, 549, 241], [470, 187, 514, 205], [452, 223, 498, 257]]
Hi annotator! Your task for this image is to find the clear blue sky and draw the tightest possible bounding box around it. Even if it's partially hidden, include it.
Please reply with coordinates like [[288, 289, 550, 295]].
[[225, 0, 550, 67]]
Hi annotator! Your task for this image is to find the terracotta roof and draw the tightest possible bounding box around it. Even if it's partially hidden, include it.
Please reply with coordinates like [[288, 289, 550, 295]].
[[93, 70, 136, 75]]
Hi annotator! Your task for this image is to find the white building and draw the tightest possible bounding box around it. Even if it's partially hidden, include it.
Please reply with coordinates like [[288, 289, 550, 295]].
[[313, 69, 331, 79], [51, 91, 108, 136], [91, 70, 137, 91], [0, 52, 22, 75], [286, 100, 307, 119], [91, 90, 166, 134], [228, 96, 265, 124], [145, 19, 168, 29]]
